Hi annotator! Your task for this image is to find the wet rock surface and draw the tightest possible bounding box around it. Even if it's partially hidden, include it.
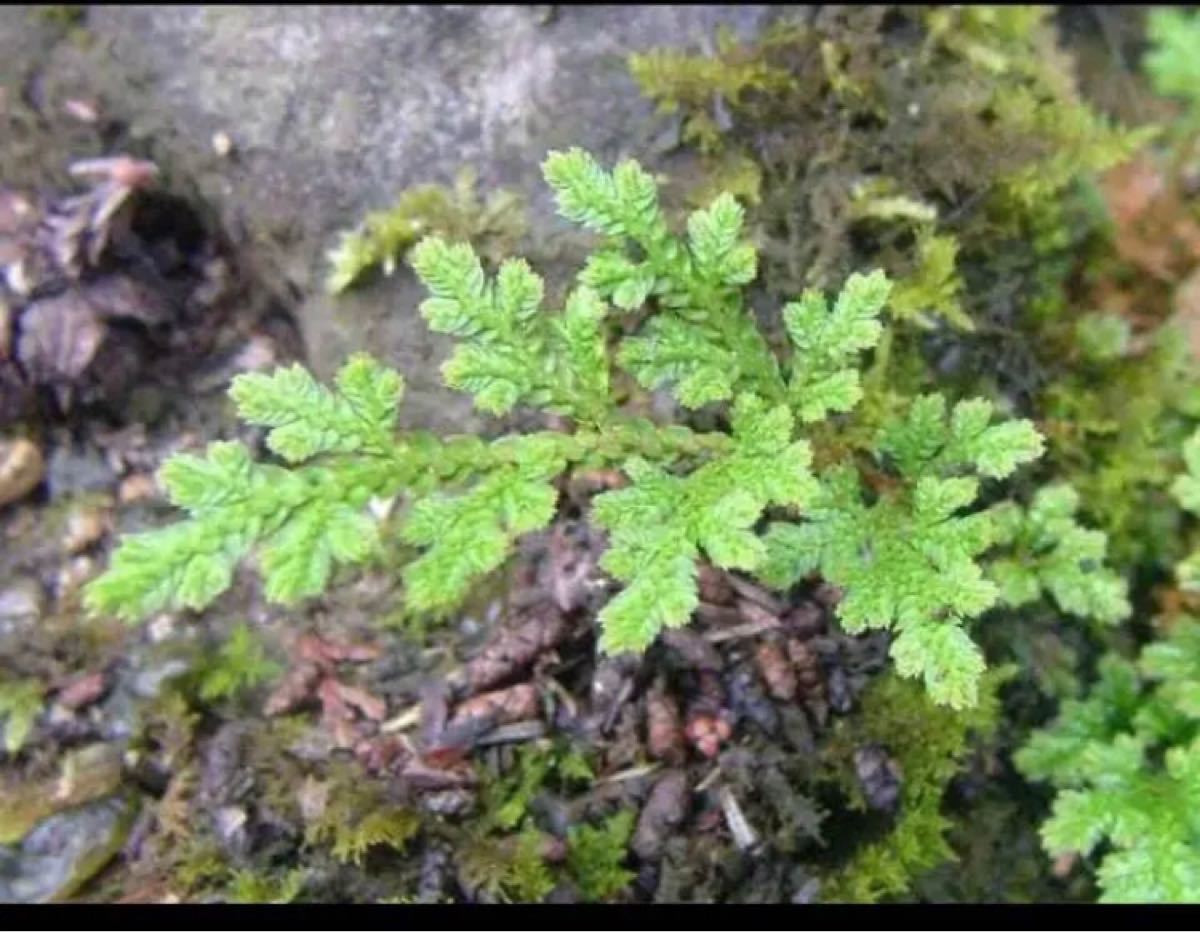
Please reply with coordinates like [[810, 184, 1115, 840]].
[[0, 793, 136, 902]]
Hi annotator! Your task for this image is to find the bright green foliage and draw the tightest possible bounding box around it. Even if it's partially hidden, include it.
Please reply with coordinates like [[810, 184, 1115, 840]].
[[1074, 313, 1131, 364], [84, 354, 411, 620], [987, 484, 1131, 625], [477, 742, 594, 833], [226, 868, 306, 904], [593, 394, 816, 654], [1171, 428, 1200, 516], [1017, 621, 1200, 903], [410, 237, 610, 420], [0, 676, 43, 755], [399, 455, 560, 614], [460, 825, 557, 903], [565, 810, 637, 901], [326, 167, 525, 294], [1145, 8, 1200, 108], [506, 826, 558, 902], [305, 792, 421, 867], [783, 271, 889, 422], [229, 354, 404, 461], [1172, 428, 1200, 588], [761, 395, 1043, 708], [465, 743, 600, 902], [466, 749, 630, 902], [1043, 324, 1200, 569], [822, 668, 1009, 902], [87, 148, 1052, 708], [197, 623, 281, 702], [887, 230, 972, 332], [544, 148, 782, 408]]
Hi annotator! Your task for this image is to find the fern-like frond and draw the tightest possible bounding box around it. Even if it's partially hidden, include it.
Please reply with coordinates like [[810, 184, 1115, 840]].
[[761, 395, 1043, 708], [987, 484, 1130, 624], [545, 148, 784, 408], [784, 270, 890, 422], [594, 394, 815, 654]]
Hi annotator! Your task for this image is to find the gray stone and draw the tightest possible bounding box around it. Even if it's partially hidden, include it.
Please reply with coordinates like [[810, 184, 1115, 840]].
[[0, 577, 43, 621], [45, 441, 117, 497], [0, 576, 43, 642], [0, 794, 136, 902], [0, 5, 782, 432]]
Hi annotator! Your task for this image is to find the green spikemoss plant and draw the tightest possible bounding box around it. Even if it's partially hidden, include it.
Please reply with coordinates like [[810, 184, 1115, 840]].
[[1015, 427, 1200, 902], [1016, 626, 1200, 903], [85, 149, 1060, 709]]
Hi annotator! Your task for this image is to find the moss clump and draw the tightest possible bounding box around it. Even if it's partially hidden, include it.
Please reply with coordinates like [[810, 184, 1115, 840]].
[[819, 668, 1010, 902], [326, 167, 526, 294]]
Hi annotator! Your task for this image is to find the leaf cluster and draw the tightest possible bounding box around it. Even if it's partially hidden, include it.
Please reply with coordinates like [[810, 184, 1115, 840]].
[[628, 6, 1148, 310], [761, 394, 1043, 708], [0, 675, 43, 755], [1171, 427, 1200, 588], [1145, 8, 1200, 112], [1041, 324, 1200, 569], [565, 809, 637, 901], [987, 483, 1131, 626], [326, 167, 525, 295], [196, 622, 281, 703], [86, 148, 1054, 710], [303, 780, 421, 867], [1016, 622, 1200, 903]]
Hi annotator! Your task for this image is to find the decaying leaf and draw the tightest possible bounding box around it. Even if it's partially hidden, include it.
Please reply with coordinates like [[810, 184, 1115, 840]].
[[645, 680, 685, 765], [754, 639, 798, 701], [442, 682, 541, 743], [631, 769, 690, 861], [17, 291, 106, 385], [458, 605, 570, 695], [54, 670, 108, 710], [263, 662, 321, 717]]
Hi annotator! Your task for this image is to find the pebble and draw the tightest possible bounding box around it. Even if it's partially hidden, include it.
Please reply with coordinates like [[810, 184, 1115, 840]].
[[54, 555, 96, 603], [117, 472, 158, 504], [0, 795, 136, 902], [46, 443, 116, 497], [0, 577, 44, 620], [0, 438, 45, 507], [62, 503, 110, 554]]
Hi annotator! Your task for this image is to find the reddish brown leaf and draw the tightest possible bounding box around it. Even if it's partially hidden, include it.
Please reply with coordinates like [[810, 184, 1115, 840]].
[[296, 632, 382, 667], [449, 682, 539, 730], [728, 575, 785, 615], [400, 757, 477, 790], [55, 671, 108, 709], [645, 681, 685, 766], [460, 605, 569, 694], [755, 640, 798, 702], [263, 661, 321, 716], [324, 679, 387, 721], [787, 638, 826, 700]]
